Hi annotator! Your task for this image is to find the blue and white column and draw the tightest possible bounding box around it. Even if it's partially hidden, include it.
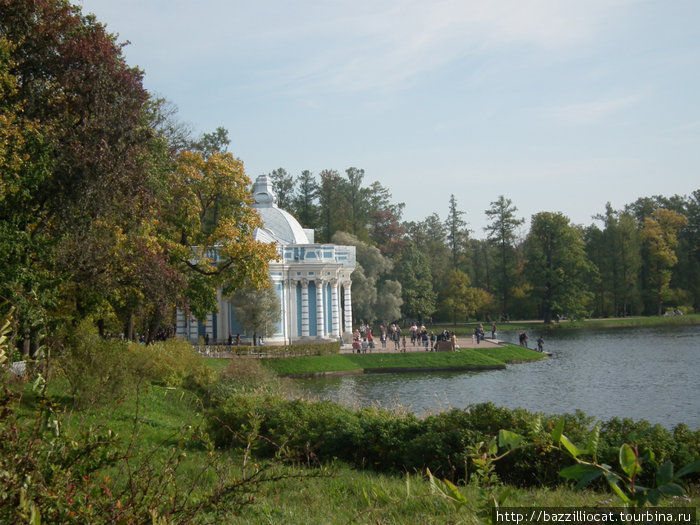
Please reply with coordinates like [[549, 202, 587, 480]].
[[300, 278, 310, 337], [343, 280, 353, 336], [315, 278, 325, 338], [330, 278, 340, 338]]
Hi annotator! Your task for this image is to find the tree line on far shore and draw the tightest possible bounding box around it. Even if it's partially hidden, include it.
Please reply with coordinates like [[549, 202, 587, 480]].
[[266, 166, 698, 326]]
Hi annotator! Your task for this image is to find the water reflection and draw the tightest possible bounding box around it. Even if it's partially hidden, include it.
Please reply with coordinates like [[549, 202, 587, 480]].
[[296, 325, 700, 428]]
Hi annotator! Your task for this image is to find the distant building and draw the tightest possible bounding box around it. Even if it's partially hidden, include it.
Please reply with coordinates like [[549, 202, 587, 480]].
[[176, 175, 356, 344]]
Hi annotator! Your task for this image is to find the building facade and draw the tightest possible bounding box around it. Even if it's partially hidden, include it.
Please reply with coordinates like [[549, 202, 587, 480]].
[[176, 175, 356, 344]]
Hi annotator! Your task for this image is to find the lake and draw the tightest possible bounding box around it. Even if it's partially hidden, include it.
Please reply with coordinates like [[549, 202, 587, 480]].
[[295, 324, 700, 429]]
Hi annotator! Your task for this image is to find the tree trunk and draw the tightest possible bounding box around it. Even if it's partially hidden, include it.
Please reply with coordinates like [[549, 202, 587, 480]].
[[22, 328, 30, 357], [124, 311, 134, 341]]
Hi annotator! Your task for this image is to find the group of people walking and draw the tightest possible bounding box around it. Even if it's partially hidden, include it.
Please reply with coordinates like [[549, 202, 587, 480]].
[[351, 322, 546, 354], [352, 322, 458, 353]]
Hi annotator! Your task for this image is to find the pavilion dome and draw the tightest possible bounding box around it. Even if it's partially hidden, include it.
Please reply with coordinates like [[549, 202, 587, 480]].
[[251, 175, 310, 245]]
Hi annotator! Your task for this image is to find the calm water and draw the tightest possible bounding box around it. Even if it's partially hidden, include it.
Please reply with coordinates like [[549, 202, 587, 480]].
[[296, 325, 700, 429]]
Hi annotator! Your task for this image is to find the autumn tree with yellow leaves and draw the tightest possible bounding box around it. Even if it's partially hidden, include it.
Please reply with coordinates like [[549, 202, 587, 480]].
[[640, 208, 688, 316]]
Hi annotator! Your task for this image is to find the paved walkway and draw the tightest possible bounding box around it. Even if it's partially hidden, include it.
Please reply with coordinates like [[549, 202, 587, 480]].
[[339, 336, 504, 354]]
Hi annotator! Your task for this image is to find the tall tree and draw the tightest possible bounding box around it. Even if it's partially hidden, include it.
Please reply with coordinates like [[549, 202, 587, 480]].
[[268, 168, 294, 211], [317, 169, 347, 242], [445, 194, 468, 269], [405, 213, 451, 316], [524, 212, 594, 323], [148, 98, 193, 155], [344, 167, 369, 239], [292, 170, 319, 229], [438, 270, 492, 324], [393, 243, 437, 323], [366, 180, 404, 220], [0, 0, 152, 343], [640, 208, 688, 315], [332, 231, 401, 325], [668, 191, 700, 311], [192, 126, 230, 159], [587, 204, 641, 317], [162, 150, 278, 319], [369, 209, 407, 258], [466, 238, 492, 295], [374, 280, 403, 324], [613, 210, 643, 316], [484, 196, 524, 318]]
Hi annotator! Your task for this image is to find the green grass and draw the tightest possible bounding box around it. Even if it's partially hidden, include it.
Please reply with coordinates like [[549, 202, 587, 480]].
[[14, 371, 698, 524], [205, 357, 234, 372], [33, 377, 208, 452], [36, 383, 699, 523], [260, 344, 544, 376], [186, 462, 700, 524], [260, 353, 365, 375], [559, 313, 700, 329], [438, 313, 700, 336]]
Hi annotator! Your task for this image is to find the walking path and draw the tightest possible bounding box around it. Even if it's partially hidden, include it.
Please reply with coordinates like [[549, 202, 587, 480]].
[[339, 336, 504, 354]]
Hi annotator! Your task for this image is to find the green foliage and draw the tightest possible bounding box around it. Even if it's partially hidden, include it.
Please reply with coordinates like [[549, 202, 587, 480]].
[[256, 340, 341, 358], [129, 337, 214, 389], [0, 306, 13, 366], [56, 324, 213, 407], [641, 208, 689, 315], [485, 195, 525, 318], [204, 358, 288, 406], [55, 322, 134, 408], [525, 212, 596, 323], [229, 280, 281, 340], [393, 243, 437, 322], [332, 231, 400, 324], [208, 394, 700, 495], [551, 417, 700, 507]]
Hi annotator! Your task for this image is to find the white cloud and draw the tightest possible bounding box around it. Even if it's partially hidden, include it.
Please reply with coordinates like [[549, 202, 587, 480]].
[[278, 0, 634, 94], [545, 92, 648, 125], [284, 0, 630, 91], [80, 0, 639, 96]]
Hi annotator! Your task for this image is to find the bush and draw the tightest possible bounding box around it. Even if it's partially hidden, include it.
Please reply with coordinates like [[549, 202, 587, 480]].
[[207, 395, 700, 488], [128, 338, 203, 387], [55, 326, 214, 407], [55, 321, 134, 407], [203, 358, 293, 406]]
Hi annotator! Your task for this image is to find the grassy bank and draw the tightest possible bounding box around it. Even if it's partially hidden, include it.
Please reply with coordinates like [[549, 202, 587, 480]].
[[51, 378, 700, 524], [440, 313, 700, 336], [225, 466, 611, 524], [37, 382, 681, 525], [260, 344, 545, 376], [553, 313, 700, 330]]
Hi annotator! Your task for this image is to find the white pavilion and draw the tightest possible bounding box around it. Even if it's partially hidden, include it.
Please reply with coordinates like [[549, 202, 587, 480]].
[[176, 175, 356, 344]]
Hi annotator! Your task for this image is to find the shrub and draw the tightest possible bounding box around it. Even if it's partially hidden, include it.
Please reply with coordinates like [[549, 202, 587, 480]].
[[204, 358, 293, 406], [597, 417, 684, 486], [128, 338, 203, 387], [352, 407, 421, 471], [55, 321, 134, 408], [219, 358, 280, 389], [209, 393, 700, 489]]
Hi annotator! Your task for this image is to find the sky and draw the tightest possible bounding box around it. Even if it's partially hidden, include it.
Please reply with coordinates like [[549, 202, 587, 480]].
[[78, 0, 700, 238]]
